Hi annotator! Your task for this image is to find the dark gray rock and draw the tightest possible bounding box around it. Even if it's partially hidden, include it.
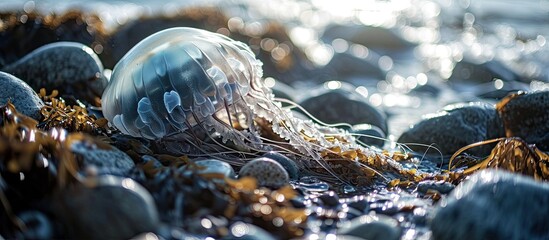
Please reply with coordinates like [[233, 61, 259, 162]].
[[0, 71, 44, 120], [262, 151, 299, 180], [322, 24, 414, 50], [338, 213, 401, 240], [431, 170, 549, 240], [351, 123, 386, 147], [299, 86, 388, 135], [315, 52, 387, 81], [70, 141, 135, 175], [239, 157, 289, 189], [53, 176, 159, 240], [449, 59, 526, 84], [2, 42, 107, 104], [397, 102, 505, 159], [497, 91, 549, 151]]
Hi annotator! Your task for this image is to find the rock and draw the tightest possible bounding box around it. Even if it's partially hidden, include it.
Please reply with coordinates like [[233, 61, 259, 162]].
[[315, 52, 387, 81], [239, 157, 289, 189], [449, 59, 526, 84], [299, 84, 388, 135], [262, 152, 299, 180], [0, 71, 44, 120], [53, 176, 159, 240], [416, 180, 455, 194], [318, 191, 340, 207], [497, 91, 549, 151], [70, 140, 135, 175], [350, 124, 386, 147], [2, 42, 107, 105], [0, 11, 106, 69], [194, 159, 236, 178], [397, 102, 505, 159], [225, 222, 276, 240], [431, 170, 549, 240], [322, 24, 414, 50], [338, 213, 401, 240]]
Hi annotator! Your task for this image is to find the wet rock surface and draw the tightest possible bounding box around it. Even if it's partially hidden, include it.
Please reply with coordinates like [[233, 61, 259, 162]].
[[300, 85, 388, 135], [70, 140, 135, 175], [194, 159, 237, 179], [0, 71, 44, 120], [322, 24, 414, 50], [431, 170, 549, 240], [0, 2, 548, 240], [239, 157, 290, 188], [497, 91, 549, 151], [398, 102, 505, 159], [1, 42, 107, 105], [52, 176, 159, 240]]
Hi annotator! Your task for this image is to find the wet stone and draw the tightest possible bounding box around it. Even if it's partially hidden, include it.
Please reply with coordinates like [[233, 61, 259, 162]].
[[262, 151, 299, 180], [318, 191, 340, 207], [416, 180, 455, 194], [322, 24, 414, 50], [398, 102, 505, 160], [431, 170, 549, 240], [0, 71, 44, 120], [1, 42, 107, 104], [71, 141, 135, 175], [346, 197, 370, 214], [239, 157, 289, 189], [449, 59, 526, 84], [299, 86, 388, 135], [194, 159, 236, 179], [350, 124, 386, 147], [338, 213, 401, 240], [315, 52, 387, 81], [52, 176, 159, 240], [497, 91, 549, 151]]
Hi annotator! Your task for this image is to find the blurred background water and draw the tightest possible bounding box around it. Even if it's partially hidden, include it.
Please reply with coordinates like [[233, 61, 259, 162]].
[[2, 0, 549, 142]]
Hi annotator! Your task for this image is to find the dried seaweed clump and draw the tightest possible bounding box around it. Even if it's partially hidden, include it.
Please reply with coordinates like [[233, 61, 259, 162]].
[[450, 137, 549, 181], [39, 89, 107, 134]]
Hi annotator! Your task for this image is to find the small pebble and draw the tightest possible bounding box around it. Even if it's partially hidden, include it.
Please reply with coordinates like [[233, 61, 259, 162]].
[[239, 157, 289, 189], [262, 151, 299, 180], [416, 180, 455, 194], [338, 213, 401, 240], [0, 71, 44, 120], [70, 141, 135, 175], [53, 176, 159, 239], [2, 42, 107, 104], [431, 169, 549, 240], [194, 159, 236, 178]]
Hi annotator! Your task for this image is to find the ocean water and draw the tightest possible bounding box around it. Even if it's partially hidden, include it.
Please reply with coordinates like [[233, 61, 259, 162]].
[[2, 0, 548, 140]]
